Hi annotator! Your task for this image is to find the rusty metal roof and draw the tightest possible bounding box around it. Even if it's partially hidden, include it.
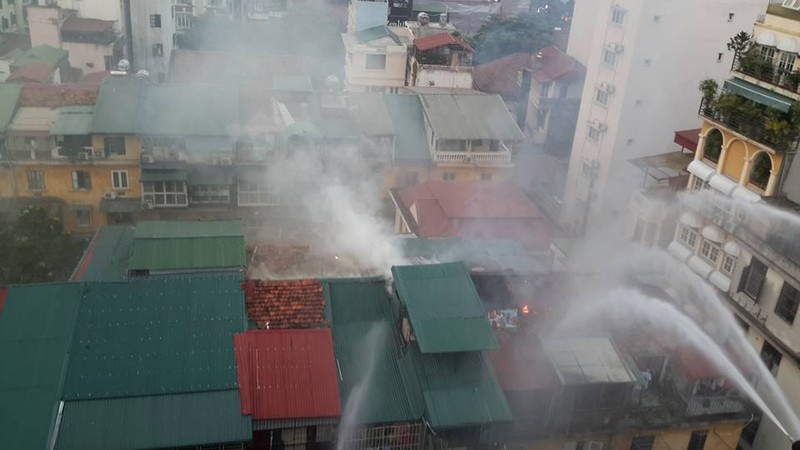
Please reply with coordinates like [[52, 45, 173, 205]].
[[234, 329, 341, 420]]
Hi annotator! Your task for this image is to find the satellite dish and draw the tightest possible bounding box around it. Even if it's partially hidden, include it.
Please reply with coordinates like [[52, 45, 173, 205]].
[[439, 13, 447, 24], [135, 70, 150, 79], [117, 59, 130, 72]]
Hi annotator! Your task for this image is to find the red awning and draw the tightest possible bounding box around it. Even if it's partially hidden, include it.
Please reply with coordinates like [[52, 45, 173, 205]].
[[674, 128, 700, 152], [234, 329, 341, 420]]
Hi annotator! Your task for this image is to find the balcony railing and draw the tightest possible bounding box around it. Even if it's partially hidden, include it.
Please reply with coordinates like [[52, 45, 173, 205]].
[[731, 51, 800, 96], [434, 151, 512, 163], [698, 97, 800, 153], [684, 396, 746, 417]]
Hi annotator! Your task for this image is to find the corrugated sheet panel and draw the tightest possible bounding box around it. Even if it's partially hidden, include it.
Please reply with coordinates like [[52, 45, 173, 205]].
[[55, 390, 252, 450], [91, 77, 146, 134], [323, 279, 424, 425], [384, 95, 431, 162], [0, 83, 22, 133], [137, 84, 239, 137], [411, 349, 512, 429], [0, 283, 83, 450], [62, 277, 245, 400], [134, 220, 243, 239], [128, 236, 246, 271], [50, 106, 94, 136], [234, 329, 341, 420], [418, 94, 525, 140], [71, 225, 134, 282], [391, 262, 498, 353]]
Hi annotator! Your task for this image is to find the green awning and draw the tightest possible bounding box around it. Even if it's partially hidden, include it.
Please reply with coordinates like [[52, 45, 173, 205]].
[[187, 166, 234, 185], [724, 78, 794, 112], [140, 170, 187, 182], [51, 106, 94, 136]]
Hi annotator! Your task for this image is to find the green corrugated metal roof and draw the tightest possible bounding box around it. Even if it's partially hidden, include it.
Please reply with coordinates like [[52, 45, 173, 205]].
[[55, 390, 252, 450], [723, 78, 794, 112], [411, 349, 512, 428], [355, 25, 400, 44], [419, 93, 525, 140], [0, 83, 21, 134], [139, 169, 187, 182], [0, 283, 83, 450], [349, 94, 394, 136], [128, 236, 246, 271], [51, 106, 94, 136], [396, 238, 550, 273], [138, 84, 239, 136], [62, 277, 245, 400], [91, 76, 146, 134], [323, 279, 424, 425], [11, 45, 68, 69], [384, 95, 431, 162], [134, 220, 243, 239], [71, 226, 135, 282], [391, 262, 498, 353]]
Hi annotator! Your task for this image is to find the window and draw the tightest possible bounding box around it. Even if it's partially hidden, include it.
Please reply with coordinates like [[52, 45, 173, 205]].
[[365, 54, 387, 70], [721, 253, 737, 276], [75, 209, 91, 227], [142, 181, 188, 206], [629, 435, 654, 450], [112, 171, 129, 189], [693, 176, 710, 191], [703, 129, 723, 163], [700, 239, 721, 264], [72, 171, 92, 190], [480, 172, 492, 181], [760, 341, 782, 376], [190, 185, 231, 204], [740, 257, 767, 301], [687, 430, 707, 450], [27, 171, 45, 191], [760, 45, 776, 62], [104, 55, 113, 70], [152, 43, 164, 57], [442, 172, 455, 181], [594, 87, 609, 106], [779, 52, 796, 75], [775, 282, 799, 324], [150, 14, 161, 27], [587, 126, 601, 142], [610, 6, 626, 25], [678, 225, 698, 248], [104, 136, 126, 156], [238, 180, 279, 206], [602, 48, 618, 67]]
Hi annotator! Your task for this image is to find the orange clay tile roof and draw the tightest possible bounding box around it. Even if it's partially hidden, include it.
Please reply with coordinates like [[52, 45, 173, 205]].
[[18, 83, 99, 107], [243, 279, 327, 329]]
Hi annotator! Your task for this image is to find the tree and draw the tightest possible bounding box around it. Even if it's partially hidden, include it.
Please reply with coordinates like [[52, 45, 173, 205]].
[[0, 205, 84, 284], [727, 31, 753, 54], [468, 13, 555, 63]]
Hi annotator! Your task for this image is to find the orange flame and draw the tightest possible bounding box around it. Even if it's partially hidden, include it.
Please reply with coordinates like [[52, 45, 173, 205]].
[[521, 305, 530, 315]]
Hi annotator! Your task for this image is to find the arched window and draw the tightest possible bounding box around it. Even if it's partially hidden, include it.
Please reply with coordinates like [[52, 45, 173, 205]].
[[750, 152, 772, 190], [704, 129, 723, 163]]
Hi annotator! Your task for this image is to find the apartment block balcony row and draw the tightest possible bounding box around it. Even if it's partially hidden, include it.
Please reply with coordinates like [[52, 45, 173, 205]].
[[698, 96, 800, 153]]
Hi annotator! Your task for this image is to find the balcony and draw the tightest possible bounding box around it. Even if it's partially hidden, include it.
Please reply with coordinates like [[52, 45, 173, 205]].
[[731, 51, 800, 97], [698, 97, 800, 153], [433, 151, 511, 163], [684, 396, 747, 417]]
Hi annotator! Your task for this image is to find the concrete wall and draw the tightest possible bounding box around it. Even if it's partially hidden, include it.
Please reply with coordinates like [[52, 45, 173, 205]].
[[416, 68, 473, 89], [344, 41, 407, 90], [28, 6, 62, 49], [561, 0, 767, 236], [63, 42, 114, 75], [57, 0, 123, 22], [129, 0, 175, 79]]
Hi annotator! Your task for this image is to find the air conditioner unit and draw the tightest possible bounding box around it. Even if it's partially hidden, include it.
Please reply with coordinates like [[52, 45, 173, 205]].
[[600, 82, 616, 94], [78, 151, 91, 160], [610, 42, 624, 53], [142, 200, 155, 210], [141, 154, 155, 164], [591, 120, 608, 132], [464, 156, 473, 163], [103, 191, 117, 200]]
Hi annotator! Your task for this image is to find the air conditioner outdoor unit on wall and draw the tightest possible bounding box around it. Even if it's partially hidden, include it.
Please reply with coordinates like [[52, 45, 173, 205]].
[[600, 82, 615, 94], [141, 154, 155, 164], [103, 191, 117, 200], [610, 42, 624, 53], [142, 200, 155, 210]]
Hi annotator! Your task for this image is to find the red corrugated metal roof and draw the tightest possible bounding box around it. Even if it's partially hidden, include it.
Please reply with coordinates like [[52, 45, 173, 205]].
[[60, 17, 115, 33], [394, 181, 555, 247], [7, 63, 54, 83], [414, 33, 473, 52], [533, 45, 585, 83], [0, 287, 7, 316], [674, 128, 700, 152], [243, 279, 327, 329], [234, 329, 341, 420], [472, 46, 585, 97]]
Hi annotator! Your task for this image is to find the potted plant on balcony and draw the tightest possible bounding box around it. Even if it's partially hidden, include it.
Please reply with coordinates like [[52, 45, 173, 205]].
[[699, 79, 718, 114], [765, 109, 791, 148], [757, 58, 775, 80], [738, 49, 761, 77], [727, 31, 752, 54], [739, 100, 764, 135], [714, 92, 741, 121]]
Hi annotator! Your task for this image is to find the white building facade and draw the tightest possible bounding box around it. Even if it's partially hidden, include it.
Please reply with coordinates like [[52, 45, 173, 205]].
[[560, 0, 767, 237]]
